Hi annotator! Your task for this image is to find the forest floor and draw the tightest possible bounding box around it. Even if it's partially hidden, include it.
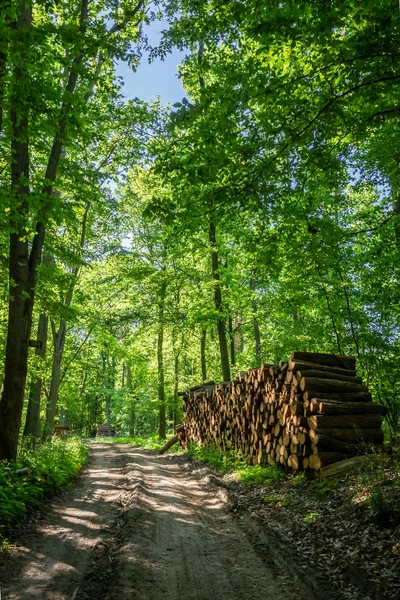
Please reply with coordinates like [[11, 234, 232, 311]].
[[0, 443, 398, 600]]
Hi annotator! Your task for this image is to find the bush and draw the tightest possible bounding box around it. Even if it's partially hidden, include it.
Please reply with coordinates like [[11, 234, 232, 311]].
[[367, 484, 400, 528], [0, 438, 88, 531]]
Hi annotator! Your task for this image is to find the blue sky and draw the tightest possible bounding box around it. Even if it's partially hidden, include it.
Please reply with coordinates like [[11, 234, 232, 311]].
[[116, 19, 188, 105]]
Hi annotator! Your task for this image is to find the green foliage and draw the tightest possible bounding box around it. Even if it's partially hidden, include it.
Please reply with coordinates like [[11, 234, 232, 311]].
[[235, 464, 284, 487], [314, 479, 340, 499], [262, 493, 290, 507], [364, 482, 400, 528], [1, 0, 400, 461], [291, 472, 308, 487], [304, 512, 321, 524], [185, 444, 284, 486], [0, 439, 88, 531]]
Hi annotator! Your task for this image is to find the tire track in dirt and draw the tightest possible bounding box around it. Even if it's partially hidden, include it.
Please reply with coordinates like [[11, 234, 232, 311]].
[[86, 449, 309, 600], [0, 445, 311, 600]]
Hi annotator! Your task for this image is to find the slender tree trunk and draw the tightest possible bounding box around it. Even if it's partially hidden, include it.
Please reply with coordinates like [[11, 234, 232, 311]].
[[171, 327, 182, 428], [79, 366, 88, 435], [209, 220, 230, 381], [80, 365, 88, 397], [315, 264, 343, 354], [174, 353, 179, 428], [43, 319, 67, 439], [126, 365, 135, 437], [129, 402, 135, 437], [108, 356, 116, 436], [228, 315, 235, 367], [336, 260, 360, 357], [197, 44, 229, 381], [105, 395, 112, 437], [200, 328, 207, 382], [42, 200, 91, 439], [158, 280, 167, 439], [101, 354, 113, 437], [23, 312, 48, 441], [250, 279, 261, 367]]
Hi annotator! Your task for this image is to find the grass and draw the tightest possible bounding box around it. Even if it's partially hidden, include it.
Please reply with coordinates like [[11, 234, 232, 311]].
[[263, 493, 290, 507], [314, 478, 340, 498], [291, 472, 308, 486], [184, 443, 284, 486], [0, 437, 88, 534]]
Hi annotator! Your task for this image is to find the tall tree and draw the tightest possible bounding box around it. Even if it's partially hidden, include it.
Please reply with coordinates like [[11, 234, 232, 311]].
[[0, 0, 147, 459]]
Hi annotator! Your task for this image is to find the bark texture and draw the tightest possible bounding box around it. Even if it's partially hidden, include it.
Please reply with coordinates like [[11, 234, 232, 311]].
[[23, 312, 48, 440], [158, 280, 167, 439], [209, 220, 230, 381]]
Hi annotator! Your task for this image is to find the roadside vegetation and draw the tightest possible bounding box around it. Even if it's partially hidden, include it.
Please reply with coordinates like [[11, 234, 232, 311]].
[[183, 442, 400, 525], [0, 438, 88, 542], [185, 443, 284, 486], [183, 442, 400, 597], [91, 434, 171, 451]]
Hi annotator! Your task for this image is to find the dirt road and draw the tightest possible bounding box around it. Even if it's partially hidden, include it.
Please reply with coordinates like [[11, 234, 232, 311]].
[[0, 445, 311, 600]]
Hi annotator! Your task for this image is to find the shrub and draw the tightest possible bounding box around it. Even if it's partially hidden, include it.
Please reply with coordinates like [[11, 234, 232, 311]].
[[0, 438, 88, 531]]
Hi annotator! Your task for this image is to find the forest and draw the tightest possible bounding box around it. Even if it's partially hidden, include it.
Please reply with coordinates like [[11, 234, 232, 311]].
[[0, 0, 400, 463]]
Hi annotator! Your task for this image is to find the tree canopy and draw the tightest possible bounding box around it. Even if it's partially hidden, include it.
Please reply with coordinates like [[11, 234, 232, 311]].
[[0, 0, 399, 459]]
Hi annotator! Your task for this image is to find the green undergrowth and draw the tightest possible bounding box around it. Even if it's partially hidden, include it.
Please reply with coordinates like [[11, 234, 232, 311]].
[[91, 433, 175, 451], [185, 444, 284, 486], [0, 438, 88, 537]]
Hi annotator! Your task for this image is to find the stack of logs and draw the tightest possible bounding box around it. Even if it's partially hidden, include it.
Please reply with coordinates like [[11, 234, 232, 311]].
[[181, 352, 387, 474], [96, 424, 116, 437]]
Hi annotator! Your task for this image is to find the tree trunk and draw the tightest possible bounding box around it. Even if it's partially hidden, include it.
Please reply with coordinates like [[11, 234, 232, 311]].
[[101, 354, 113, 437], [43, 319, 67, 439], [126, 365, 135, 437], [23, 312, 48, 440], [315, 263, 343, 355], [158, 279, 167, 439], [291, 352, 356, 371], [0, 0, 89, 460], [209, 220, 230, 381], [173, 352, 179, 428], [0, 2, 33, 460], [105, 394, 112, 437], [300, 376, 368, 394], [200, 328, 207, 382], [250, 279, 261, 367], [228, 315, 235, 367], [128, 401, 135, 437], [42, 199, 91, 440], [308, 413, 383, 430], [0, 0, 11, 134]]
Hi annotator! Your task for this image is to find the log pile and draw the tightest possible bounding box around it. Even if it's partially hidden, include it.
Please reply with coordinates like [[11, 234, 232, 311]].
[[53, 424, 71, 438], [181, 352, 386, 473], [96, 424, 116, 437]]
